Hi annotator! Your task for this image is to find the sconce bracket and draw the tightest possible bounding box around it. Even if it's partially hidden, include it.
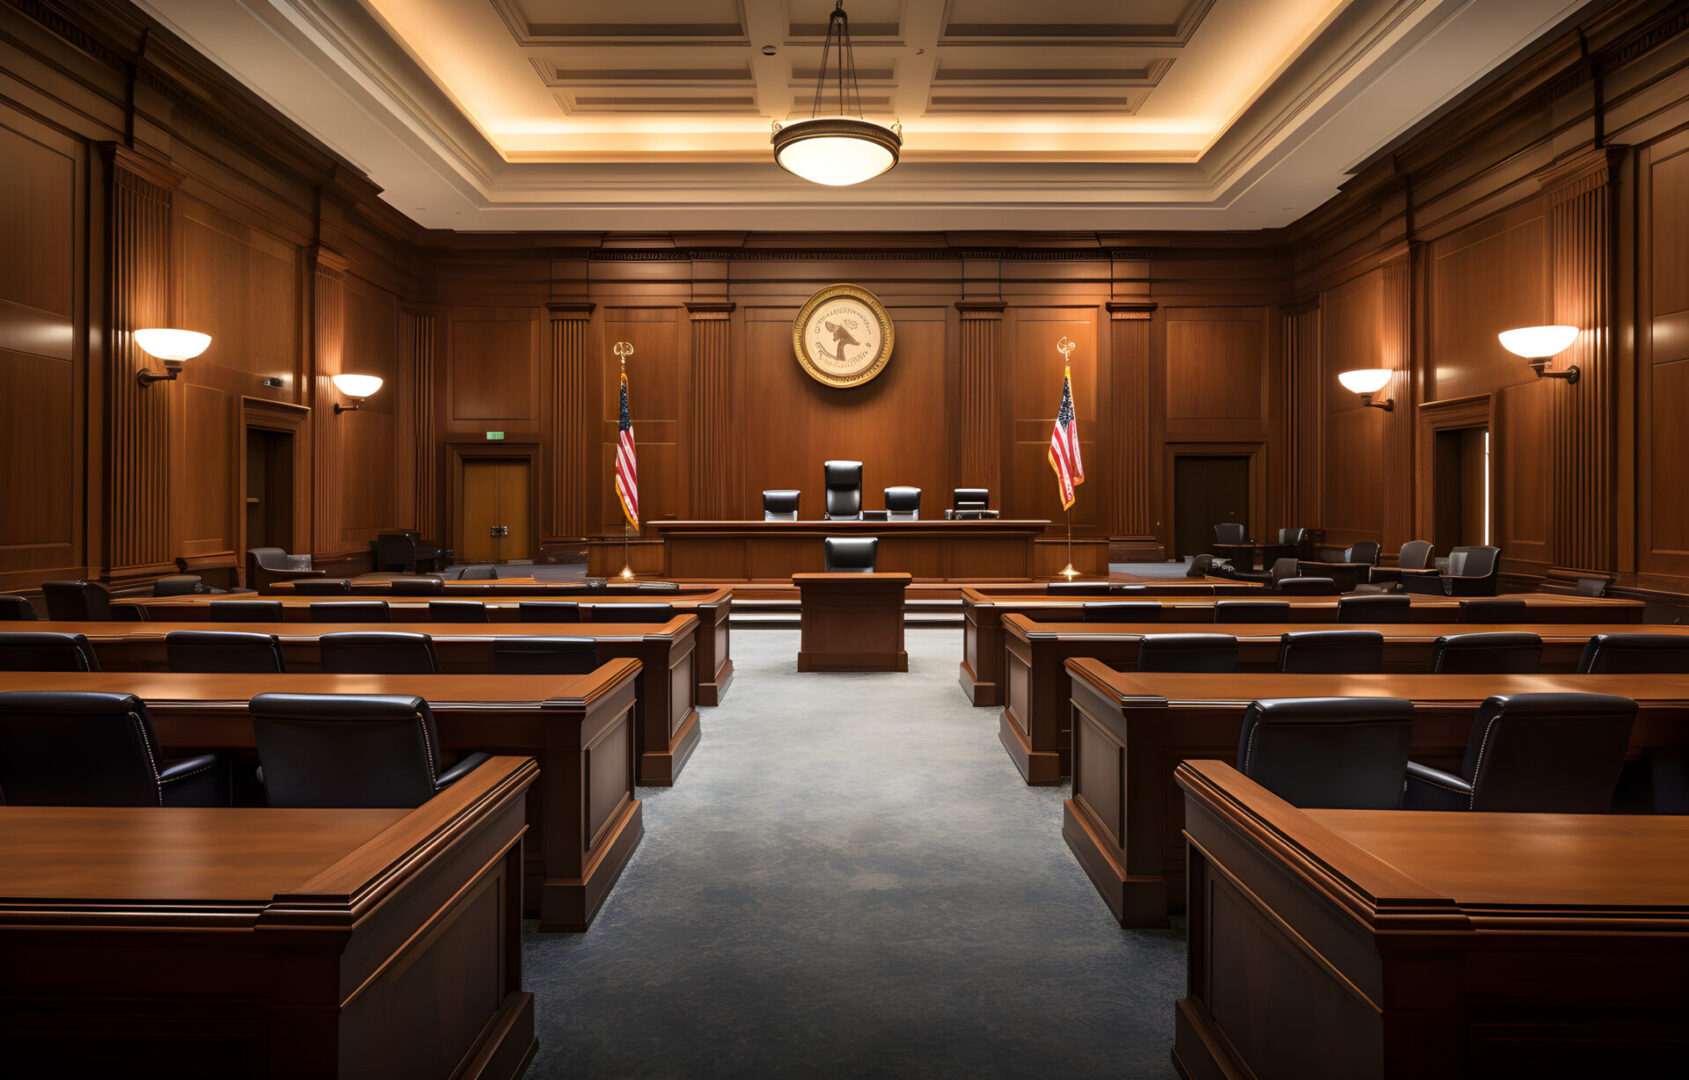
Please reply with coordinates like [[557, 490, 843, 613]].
[[136, 359, 184, 387], [333, 401, 363, 415], [1527, 358, 1581, 384], [1360, 393, 1394, 412]]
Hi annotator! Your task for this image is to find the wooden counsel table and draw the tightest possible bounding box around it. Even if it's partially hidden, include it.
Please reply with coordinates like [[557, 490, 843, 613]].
[[1061, 662, 1689, 926], [0, 756, 539, 1078], [958, 587, 1644, 707], [36, 616, 701, 787], [794, 572, 911, 671], [999, 617, 1688, 784], [0, 668, 643, 931], [1175, 760, 1689, 1079]]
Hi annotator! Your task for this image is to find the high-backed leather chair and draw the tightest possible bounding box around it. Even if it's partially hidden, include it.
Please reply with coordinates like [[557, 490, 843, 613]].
[[1081, 602, 1163, 622], [1236, 697, 1414, 809], [823, 460, 864, 520], [1261, 528, 1309, 567], [0, 595, 37, 621], [246, 547, 324, 593], [293, 579, 352, 596], [388, 576, 446, 596], [953, 488, 990, 515], [493, 637, 599, 675], [1337, 595, 1413, 623], [0, 692, 226, 806], [1429, 632, 1543, 674], [1210, 523, 1255, 571], [153, 575, 207, 596], [309, 600, 391, 623], [884, 487, 922, 521], [1278, 630, 1384, 674], [1235, 557, 1301, 589], [1276, 576, 1340, 596], [519, 601, 580, 623], [1403, 545, 1500, 596], [1046, 582, 1113, 596], [1213, 523, 1247, 545], [319, 632, 436, 675], [763, 490, 801, 521], [210, 600, 284, 623], [0, 632, 101, 671], [1458, 598, 1527, 623], [249, 693, 487, 809], [1213, 600, 1292, 624], [1363, 540, 1434, 591], [599, 603, 676, 624], [823, 537, 877, 573], [1576, 634, 1689, 674], [1404, 693, 1637, 811], [1346, 541, 1382, 566], [375, 532, 441, 574], [166, 630, 286, 674], [427, 600, 488, 623], [1138, 634, 1238, 673], [43, 580, 114, 621]]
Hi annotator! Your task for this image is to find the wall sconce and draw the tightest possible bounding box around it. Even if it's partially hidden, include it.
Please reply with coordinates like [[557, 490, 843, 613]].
[[331, 373, 384, 414], [1498, 325, 1580, 384], [134, 328, 211, 386], [1338, 368, 1394, 411]]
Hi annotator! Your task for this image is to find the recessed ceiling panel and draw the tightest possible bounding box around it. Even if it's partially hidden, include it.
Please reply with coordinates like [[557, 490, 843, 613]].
[[939, 0, 1213, 44], [494, 0, 750, 42]]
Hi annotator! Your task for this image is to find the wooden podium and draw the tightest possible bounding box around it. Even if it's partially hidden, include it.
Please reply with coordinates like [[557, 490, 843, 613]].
[[794, 572, 911, 671]]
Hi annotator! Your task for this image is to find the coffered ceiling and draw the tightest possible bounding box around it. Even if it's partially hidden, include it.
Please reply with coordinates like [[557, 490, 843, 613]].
[[136, 0, 1590, 231]]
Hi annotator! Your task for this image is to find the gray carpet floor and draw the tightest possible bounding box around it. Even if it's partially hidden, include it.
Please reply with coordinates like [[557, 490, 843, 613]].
[[522, 628, 1183, 1079]]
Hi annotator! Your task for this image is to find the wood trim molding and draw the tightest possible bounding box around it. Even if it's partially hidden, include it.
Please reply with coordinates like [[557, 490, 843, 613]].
[[689, 304, 733, 518], [1413, 394, 1495, 543], [1106, 301, 1158, 320], [546, 308, 590, 538]]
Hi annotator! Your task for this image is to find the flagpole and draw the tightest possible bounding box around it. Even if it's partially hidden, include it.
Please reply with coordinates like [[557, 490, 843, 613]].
[[615, 341, 636, 580], [1054, 335, 1080, 580], [1059, 508, 1077, 580]]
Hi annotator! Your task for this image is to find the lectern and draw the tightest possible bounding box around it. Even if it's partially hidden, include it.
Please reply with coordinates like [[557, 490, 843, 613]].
[[794, 572, 910, 671]]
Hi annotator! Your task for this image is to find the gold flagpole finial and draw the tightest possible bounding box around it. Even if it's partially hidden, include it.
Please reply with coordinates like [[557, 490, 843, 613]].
[[613, 341, 634, 369], [1056, 336, 1076, 363]]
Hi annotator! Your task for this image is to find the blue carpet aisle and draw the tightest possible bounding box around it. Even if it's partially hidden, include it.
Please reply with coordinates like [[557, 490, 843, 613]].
[[523, 628, 1182, 1079]]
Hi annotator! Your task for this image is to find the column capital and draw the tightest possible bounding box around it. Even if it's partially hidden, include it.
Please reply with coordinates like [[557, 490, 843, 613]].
[[686, 301, 736, 319], [1106, 302, 1157, 321], [546, 301, 595, 319], [955, 300, 1006, 319]]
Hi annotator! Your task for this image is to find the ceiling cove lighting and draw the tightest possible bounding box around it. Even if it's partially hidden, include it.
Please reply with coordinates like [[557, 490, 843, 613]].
[[331, 372, 384, 414], [134, 328, 211, 386], [772, 1, 901, 186], [1338, 368, 1394, 411], [1498, 325, 1580, 383]]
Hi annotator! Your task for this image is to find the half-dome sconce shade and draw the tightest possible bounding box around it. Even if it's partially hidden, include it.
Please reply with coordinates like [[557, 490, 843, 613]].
[[1338, 368, 1394, 411], [331, 372, 384, 414], [1498, 325, 1580, 384], [771, 2, 901, 186], [134, 328, 211, 386]]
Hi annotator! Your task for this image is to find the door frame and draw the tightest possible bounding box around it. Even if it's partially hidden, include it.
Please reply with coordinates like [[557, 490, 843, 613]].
[[446, 443, 540, 564], [1162, 442, 1266, 556], [1415, 394, 1496, 548], [239, 397, 311, 578]]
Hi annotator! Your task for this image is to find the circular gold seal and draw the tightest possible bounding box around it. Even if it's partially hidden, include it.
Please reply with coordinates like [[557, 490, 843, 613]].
[[792, 284, 894, 389]]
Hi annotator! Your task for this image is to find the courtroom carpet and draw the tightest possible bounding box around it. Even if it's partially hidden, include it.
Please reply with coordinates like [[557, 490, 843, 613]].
[[522, 628, 1183, 1079]]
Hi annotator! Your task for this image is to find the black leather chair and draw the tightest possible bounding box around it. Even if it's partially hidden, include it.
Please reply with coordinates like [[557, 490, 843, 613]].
[[884, 486, 922, 521], [0, 632, 101, 671], [1403, 545, 1500, 596], [1576, 576, 1612, 598], [210, 600, 284, 623], [1236, 697, 1414, 809], [823, 460, 864, 520], [294, 578, 353, 596], [0, 691, 226, 806], [1337, 595, 1413, 623], [1082, 602, 1163, 622], [166, 630, 286, 674], [1429, 632, 1543, 674], [1363, 540, 1434, 591], [1278, 630, 1384, 674], [1185, 554, 1214, 578], [1046, 582, 1113, 596], [153, 575, 207, 596], [823, 537, 877, 573], [1346, 541, 1382, 567], [249, 693, 487, 809], [246, 547, 324, 593], [1576, 634, 1689, 674], [456, 564, 498, 581], [1138, 634, 1238, 673], [428, 600, 488, 623], [1276, 576, 1340, 596], [319, 632, 436, 674], [375, 532, 441, 574], [763, 490, 801, 521], [43, 580, 114, 621], [1234, 558, 1302, 589], [389, 576, 446, 596], [1213, 600, 1292, 623], [1458, 598, 1528, 623], [309, 600, 391, 623], [0, 595, 37, 621], [1211, 523, 1255, 571], [493, 637, 599, 675], [599, 603, 675, 624], [1404, 693, 1637, 811], [519, 601, 581, 623], [1260, 528, 1309, 568], [953, 488, 990, 515]]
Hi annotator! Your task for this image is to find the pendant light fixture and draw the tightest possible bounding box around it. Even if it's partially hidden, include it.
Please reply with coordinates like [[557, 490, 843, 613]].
[[772, 1, 901, 186]]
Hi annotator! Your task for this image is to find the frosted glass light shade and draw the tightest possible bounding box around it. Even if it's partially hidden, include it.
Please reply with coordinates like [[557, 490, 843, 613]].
[[1498, 325, 1578, 359], [1338, 368, 1393, 395], [773, 118, 901, 186], [331, 373, 383, 400], [134, 328, 211, 362]]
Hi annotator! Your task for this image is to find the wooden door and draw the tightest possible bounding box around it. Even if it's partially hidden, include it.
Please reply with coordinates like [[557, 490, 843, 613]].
[[460, 460, 532, 563], [499, 461, 531, 558], [1173, 455, 1250, 557]]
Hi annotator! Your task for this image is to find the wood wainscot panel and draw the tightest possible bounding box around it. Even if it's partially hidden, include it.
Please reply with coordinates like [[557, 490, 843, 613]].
[[1007, 308, 1101, 532], [1164, 307, 1267, 431], [601, 308, 681, 529]]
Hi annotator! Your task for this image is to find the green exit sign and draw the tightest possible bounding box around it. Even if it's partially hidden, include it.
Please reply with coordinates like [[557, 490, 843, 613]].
[[485, 431, 505, 441]]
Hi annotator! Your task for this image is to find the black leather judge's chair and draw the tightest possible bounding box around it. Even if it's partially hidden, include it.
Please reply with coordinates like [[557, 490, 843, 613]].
[[1081, 602, 1163, 622], [1337, 594, 1413, 623], [1138, 634, 1238, 673], [428, 600, 488, 623], [0, 595, 37, 621], [953, 488, 990, 514], [1363, 540, 1434, 591], [884, 487, 922, 521], [388, 576, 445, 596], [1236, 697, 1414, 809], [1404, 693, 1637, 812], [249, 693, 488, 809], [0, 632, 101, 671], [153, 575, 207, 597], [1279, 630, 1383, 674], [1213, 600, 1293, 623], [210, 600, 284, 623], [0, 691, 227, 806], [1429, 632, 1543, 674], [493, 637, 599, 676], [43, 580, 114, 621], [293, 578, 353, 596], [763, 490, 801, 521], [1459, 598, 1528, 623], [310, 600, 391, 623], [1403, 545, 1500, 596], [166, 630, 286, 674], [823, 537, 878, 573], [597, 603, 675, 624], [1576, 634, 1689, 674], [246, 547, 324, 593], [1276, 576, 1340, 596], [519, 601, 580, 623], [823, 460, 864, 520], [319, 632, 437, 675]]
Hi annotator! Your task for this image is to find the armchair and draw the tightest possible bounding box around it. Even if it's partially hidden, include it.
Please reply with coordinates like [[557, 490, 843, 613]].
[[1402, 545, 1500, 596], [1210, 522, 1256, 571], [1365, 540, 1433, 591], [247, 547, 325, 594], [374, 531, 444, 574]]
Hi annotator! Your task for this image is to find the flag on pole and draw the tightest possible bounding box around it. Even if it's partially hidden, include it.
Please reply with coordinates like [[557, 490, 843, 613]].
[[615, 371, 639, 527], [1048, 365, 1084, 510]]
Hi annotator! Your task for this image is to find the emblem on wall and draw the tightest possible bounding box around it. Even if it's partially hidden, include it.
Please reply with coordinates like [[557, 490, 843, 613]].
[[792, 284, 895, 389]]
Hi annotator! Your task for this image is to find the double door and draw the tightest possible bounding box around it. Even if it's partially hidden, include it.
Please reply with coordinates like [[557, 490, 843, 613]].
[[460, 459, 531, 564]]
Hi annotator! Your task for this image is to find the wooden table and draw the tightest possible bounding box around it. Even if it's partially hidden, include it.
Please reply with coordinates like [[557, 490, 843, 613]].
[[1175, 759, 1689, 1079], [794, 572, 911, 672], [958, 588, 1645, 707], [1061, 662, 1689, 926], [0, 668, 644, 931], [0, 756, 538, 1078], [1000, 617, 1688, 784], [133, 589, 735, 706]]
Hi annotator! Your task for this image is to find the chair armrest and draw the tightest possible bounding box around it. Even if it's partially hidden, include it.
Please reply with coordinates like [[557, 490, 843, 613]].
[[1404, 761, 1471, 810], [435, 752, 492, 792], [159, 753, 228, 807]]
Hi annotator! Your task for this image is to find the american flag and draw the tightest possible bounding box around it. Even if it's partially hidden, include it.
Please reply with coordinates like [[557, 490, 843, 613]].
[[615, 371, 639, 527], [1048, 365, 1084, 510]]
